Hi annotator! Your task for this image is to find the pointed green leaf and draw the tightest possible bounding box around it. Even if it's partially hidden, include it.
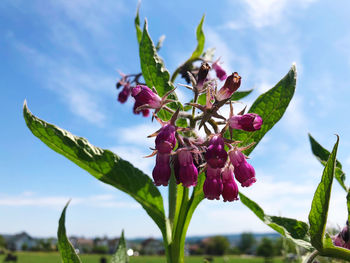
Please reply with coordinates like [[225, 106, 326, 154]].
[[228, 65, 297, 155], [190, 15, 205, 59], [111, 230, 129, 263], [139, 20, 174, 96], [308, 134, 347, 191], [231, 89, 253, 101], [135, 4, 142, 44], [139, 20, 181, 120], [57, 201, 82, 263], [239, 192, 312, 250], [308, 136, 339, 251], [23, 102, 167, 238]]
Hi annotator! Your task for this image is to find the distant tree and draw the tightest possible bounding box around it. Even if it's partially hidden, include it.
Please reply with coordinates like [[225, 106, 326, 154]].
[[0, 235, 6, 248], [238, 232, 256, 254], [21, 243, 28, 251], [92, 245, 108, 254], [205, 236, 230, 255], [257, 238, 275, 263]]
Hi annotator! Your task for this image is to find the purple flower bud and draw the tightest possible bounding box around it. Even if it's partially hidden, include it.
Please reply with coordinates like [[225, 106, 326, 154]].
[[132, 85, 162, 109], [205, 135, 228, 169], [203, 166, 223, 200], [221, 166, 239, 202], [118, 85, 131, 103], [212, 60, 227, 81], [152, 153, 171, 186], [234, 162, 256, 187], [178, 149, 198, 187], [216, 72, 241, 101], [197, 62, 211, 91], [229, 113, 263, 131], [155, 124, 176, 154]]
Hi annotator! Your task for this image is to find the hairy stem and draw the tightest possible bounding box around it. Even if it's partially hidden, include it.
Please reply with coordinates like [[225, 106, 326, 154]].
[[305, 250, 319, 263]]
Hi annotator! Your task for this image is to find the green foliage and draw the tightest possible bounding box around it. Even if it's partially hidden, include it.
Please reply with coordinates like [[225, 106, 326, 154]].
[[134, 4, 142, 44], [308, 136, 339, 251], [57, 201, 82, 263], [256, 238, 275, 258], [204, 236, 230, 256], [238, 233, 256, 254], [190, 15, 205, 59], [239, 193, 312, 250], [23, 102, 168, 241], [229, 65, 297, 155], [139, 20, 181, 121], [111, 231, 129, 263], [231, 89, 253, 101], [0, 235, 6, 248], [308, 133, 347, 191]]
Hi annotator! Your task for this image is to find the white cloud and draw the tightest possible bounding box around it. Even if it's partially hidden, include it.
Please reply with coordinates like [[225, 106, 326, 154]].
[[225, 0, 318, 29], [116, 123, 160, 147]]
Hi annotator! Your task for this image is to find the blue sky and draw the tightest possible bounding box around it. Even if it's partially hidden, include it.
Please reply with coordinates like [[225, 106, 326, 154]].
[[1, 0, 350, 239]]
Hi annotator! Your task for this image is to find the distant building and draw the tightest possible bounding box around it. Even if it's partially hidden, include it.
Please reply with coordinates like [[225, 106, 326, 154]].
[[4, 232, 37, 251], [141, 238, 164, 255]]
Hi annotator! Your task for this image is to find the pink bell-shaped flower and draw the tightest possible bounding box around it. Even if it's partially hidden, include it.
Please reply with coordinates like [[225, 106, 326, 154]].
[[155, 124, 176, 154], [152, 153, 171, 186], [221, 166, 239, 202], [229, 113, 263, 132], [203, 166, 223, 200], [205, 135, 228, 169], [212, 59, 227, 81], [216, 72, 241, 101], [229, 149, 256, 187], [177, 149, 198, 187]]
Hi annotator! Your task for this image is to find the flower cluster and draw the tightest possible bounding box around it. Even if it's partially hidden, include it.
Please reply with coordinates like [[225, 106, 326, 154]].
[[116, 58, 263, 202]]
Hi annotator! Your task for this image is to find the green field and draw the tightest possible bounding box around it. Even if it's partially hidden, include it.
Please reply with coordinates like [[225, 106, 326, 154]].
[[0, 252, 283, 263]]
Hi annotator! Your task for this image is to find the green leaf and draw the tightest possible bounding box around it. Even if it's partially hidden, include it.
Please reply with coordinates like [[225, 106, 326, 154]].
[[57, 201, 82, 263], [139, 20, 181, 120], [140, 20, 174, 97], [231, 89, 253, 101], [239, 192, 312, 250], [308, 136, 339, 251], [190, 15, 205, 59], [229, 64, 297, 155], [134, 4, 142, 44], [23, 102, 167, 240], [111, 230, 129, 263], [308, 133, 347, 191]]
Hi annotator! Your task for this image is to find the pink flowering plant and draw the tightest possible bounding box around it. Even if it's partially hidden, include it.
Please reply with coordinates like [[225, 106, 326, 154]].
[[22, 5, 350, 263]]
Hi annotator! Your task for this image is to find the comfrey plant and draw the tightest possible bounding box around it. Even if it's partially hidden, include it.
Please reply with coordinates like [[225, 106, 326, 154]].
[[22, 5, 349, 263]]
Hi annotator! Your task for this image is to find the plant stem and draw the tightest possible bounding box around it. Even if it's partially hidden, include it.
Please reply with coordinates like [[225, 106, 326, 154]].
[[168, 173, 177, 228], [304, 250, 319, 263]]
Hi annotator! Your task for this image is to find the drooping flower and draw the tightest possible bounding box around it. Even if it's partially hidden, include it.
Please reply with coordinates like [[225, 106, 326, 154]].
[[229, 113, 263, 131], [177, 148, 198, 187], [229, 149, 256, 187], [118, 84, 131, 103], [216, 72, 241, 101], [212, 59, 227, 81], [203, 166, 223, 200], [221, 166, 239, 202], [155, 124, 176, 154], [205, 135, 228, 169], [132, 85, 162, 110], [152, 153, 171, 186]]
